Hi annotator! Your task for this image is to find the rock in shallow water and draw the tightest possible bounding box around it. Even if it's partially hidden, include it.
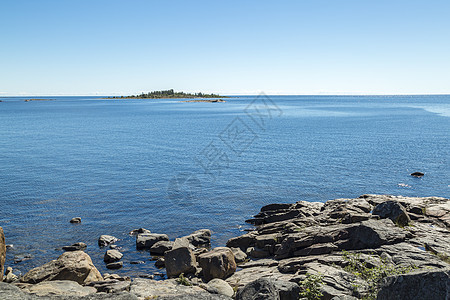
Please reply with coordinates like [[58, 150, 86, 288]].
[[104, 249, 123, 263], [69, 217, 82, 223], [106, 261, 123, 270], [98, 235, 118, 248], [62, 242, 87, 251], [136, 233, 169, 250]]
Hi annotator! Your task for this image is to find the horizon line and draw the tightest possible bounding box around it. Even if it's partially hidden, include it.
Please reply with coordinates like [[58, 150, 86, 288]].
[[1, 93, 450, 97]]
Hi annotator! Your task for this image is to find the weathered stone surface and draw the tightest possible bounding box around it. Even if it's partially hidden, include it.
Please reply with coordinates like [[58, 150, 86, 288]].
[[273, 279, 301, 300], [198, 247, 237, 281], [236, 277, 280, 300], [376, 268, 450, 300], [106, 261, 123, 269], [87, 279, 131, 293], [22, 280, 97, 297], [184, 229, 212, 247], [21, 250, 103, 284], [206, 278, 234, 297], [104, 249, 123, 263], [130, 278, 208, 299], [231, 247, 247, 263], [164, 246, 197, 278], [226, 232, 257, 251], [0, 282, 33, 300], [62, 242, 87, 252], [372, 200, 411, 226], [136, 233, 169, 250], [4, 267, 19, 283], [150, 240, 174, 255], [158, 294, 232, 300], [98, 235, 118, 247], [0, 227, 5, 282]]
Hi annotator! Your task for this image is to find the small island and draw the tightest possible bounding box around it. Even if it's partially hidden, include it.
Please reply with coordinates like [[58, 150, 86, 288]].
[[24, 99, 55, 102], [106, 89, 228, 99]]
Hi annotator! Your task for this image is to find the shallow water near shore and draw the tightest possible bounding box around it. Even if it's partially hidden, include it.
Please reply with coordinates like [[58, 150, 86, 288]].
[[0, 95, 449, 277]]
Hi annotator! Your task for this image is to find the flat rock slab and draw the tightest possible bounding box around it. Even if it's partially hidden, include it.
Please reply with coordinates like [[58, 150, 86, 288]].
[[130, 278, 209, 299], [21, 280, 97, 297]]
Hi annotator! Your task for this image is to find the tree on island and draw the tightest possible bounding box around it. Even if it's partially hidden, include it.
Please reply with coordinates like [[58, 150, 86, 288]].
[[108, 89, 226, 99]]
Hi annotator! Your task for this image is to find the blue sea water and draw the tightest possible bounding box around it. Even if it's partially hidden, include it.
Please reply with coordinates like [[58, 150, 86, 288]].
[[0, 95, 449, 277]]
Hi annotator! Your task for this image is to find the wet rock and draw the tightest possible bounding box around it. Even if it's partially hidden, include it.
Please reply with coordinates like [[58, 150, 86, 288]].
[[410, 172, 424, 177], [21, 250, 103, 284], [130, 260, 145, 265], [231, 247, 247, 263], [13, 254, 32, 264], [136, 233, 169, 250], [150, 240, 174, 255], [372, 200, 411, 227], [236, 277, 280, 300], [198, 247, 237, 281], [69, 217, 82, 223], [184, 229, 212, 247], [22, 280, 97, 297], [0, 227, 5, 282], [98, 235, 118, 248], [104, 249, 123, 263], [165, 246, 197, 278], [62, 242, 87, 251], [155, 257, 165, 268], [206, 278, 234, 297], [106, 261, 123, 269], [377, 268, 450, 300], [129, 228, 151, 235]]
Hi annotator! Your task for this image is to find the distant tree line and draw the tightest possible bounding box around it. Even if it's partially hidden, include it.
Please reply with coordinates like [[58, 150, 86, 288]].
[[108, 89, 226, 99]]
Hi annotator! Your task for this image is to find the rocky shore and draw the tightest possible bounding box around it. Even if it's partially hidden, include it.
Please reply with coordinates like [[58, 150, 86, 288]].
[[1, 194, 449, 299]]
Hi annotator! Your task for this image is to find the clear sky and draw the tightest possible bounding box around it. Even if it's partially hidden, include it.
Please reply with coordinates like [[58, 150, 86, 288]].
[[1, 0, 450, 96]]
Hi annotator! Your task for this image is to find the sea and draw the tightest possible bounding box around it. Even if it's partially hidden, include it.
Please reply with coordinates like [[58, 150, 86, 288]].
[[0, 95, 449, 278]]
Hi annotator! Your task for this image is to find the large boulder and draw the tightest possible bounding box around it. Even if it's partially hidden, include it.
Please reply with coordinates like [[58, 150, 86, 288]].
[[21, 250, 103, 284], [21, 280, 97, 297], [184, 229, 212, 247], [198, 247, 237, 281], [150, 240, 174, 255], [376, 268, 450, 300], [0, 227, 5, 282], [372, 200, 411, 227], [136, 233, 169, 250], [206, 278, 235, 297], [104, 249, 123, 263], [164, 246, 197, 278], [236, 277, 280, 300]]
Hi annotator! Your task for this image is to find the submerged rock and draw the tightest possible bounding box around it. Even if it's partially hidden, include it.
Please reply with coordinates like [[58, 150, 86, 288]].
[[410, 172, 425, 177], [62, 242, 87, 251]]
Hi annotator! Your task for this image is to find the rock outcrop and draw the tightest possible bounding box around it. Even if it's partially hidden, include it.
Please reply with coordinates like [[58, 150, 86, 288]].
[[136, 233, 169, 250], [0, 227, 5, 282], [21, 251, 103, 284], [198, 247, 237, 281]]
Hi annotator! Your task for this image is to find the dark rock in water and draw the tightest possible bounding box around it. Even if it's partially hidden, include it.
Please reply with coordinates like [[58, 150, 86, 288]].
[[129, 228, 151, 235], [98, 235, 118, 247], [104, 249, 123, 263], [410, 172, 424, 177], [155, 257, 165, 268], [62, 242, 87, 251], [136, 233, 169, 250], [236, 277, 280, 300], [376, 268, 450, 300], [109, 244, 121, 250], [130, 260, 145, 265], [106, 261, 123, 269], [70, 217, 82, 223], [150, 240, 174, 255], [0, 226, 5, 282], [198, 247, 237, 281], [184, 229, 212, 247], [14, 254, 33, 264], [372, 200, 411, 227]]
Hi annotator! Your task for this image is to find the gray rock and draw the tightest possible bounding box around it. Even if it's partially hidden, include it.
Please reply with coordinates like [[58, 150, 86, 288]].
[[150, 240, 174, 255], [158, 293, 232, 300], [164, 246, 197, 278], [206, 278, 234, 297], [184, 229, 212, 247], [98, 235, 118, 247], [4, 267, 19, 283], [372, 200, 411, 227], [226, 232, 257, 251], [62, 242, 87, 251], [21, 250, 103, 284], [106, 261, 123, 269], [236, 277, 280, 300], [104, 249, 123, 263], [0, 227, 5, 282], [129, 228, 151, 235], [130, 278, 209, 299], [376, 268, 450, 300], [0, 282, 33, 300], [22, 280, 97, 297], [198, 247, 237, 281], [273, 280, 301, 300], [231, 247, 247, 263], [87, 279, 131, 293], [155, 257, 165, 268], [136, 233, 169, 250], [70, 217, 82, 223]]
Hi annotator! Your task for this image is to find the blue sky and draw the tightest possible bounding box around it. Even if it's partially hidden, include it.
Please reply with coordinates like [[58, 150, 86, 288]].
[[1, 0, 449, 95]]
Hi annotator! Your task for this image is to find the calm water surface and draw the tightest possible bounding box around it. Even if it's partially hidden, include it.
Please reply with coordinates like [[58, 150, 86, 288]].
[[0, 95, 449, 277]]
